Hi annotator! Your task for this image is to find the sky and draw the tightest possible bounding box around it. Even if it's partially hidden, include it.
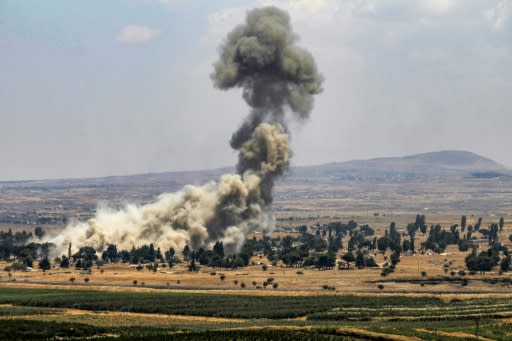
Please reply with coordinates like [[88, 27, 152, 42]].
[[1, 0, 511, 181]]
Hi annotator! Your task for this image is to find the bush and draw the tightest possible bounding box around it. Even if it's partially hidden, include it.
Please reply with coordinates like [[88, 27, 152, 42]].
[[69, 277, 75, 283], [219, 274, 225, 281], [380, 267, 393, 277], [378, 284, 384, 290], [84, 278, 90, 283], [133, 280, 138, 285], [421, 271, 427, 277], [262, 264, 268, 271], [458, 270, 466, 276], [273, 283, 279, 289]]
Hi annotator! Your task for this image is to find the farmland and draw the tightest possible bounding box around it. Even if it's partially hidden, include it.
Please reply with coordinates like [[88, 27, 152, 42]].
[[2, 152, 512, 339], [1, 288, 512, 340]]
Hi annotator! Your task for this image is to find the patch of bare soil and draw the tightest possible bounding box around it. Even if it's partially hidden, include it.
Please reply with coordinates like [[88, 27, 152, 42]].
[[414, 328, 495, 340]]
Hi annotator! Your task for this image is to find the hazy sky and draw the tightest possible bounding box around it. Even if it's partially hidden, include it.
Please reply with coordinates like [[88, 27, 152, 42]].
[[1, 0, 511, 181]]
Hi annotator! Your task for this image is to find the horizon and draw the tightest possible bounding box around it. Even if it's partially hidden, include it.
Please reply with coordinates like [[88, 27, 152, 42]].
[[1, 148, 505, 183]]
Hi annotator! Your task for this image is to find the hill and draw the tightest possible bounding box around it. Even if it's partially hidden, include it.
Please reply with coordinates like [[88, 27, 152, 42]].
[[289, 150, 509, 182], [0, 150, 511, 222]]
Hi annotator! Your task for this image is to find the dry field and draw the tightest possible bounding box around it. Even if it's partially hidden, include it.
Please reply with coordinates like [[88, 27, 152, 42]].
[[2, 214, 512, 297]]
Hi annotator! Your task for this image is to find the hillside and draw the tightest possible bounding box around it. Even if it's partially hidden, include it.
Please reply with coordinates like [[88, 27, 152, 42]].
[[0, 150, 507, 190], [0, 150, 511, 223], [289, 150, 509, 182]]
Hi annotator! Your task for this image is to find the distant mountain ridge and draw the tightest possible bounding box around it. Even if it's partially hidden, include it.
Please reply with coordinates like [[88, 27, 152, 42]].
[[0, 150, 508, 188], [1, 150, 510, 217], [288, 150, 509, 182]]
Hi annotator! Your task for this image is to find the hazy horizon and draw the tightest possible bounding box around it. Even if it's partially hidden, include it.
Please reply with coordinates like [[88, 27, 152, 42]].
[[0, 149, 504, 182], [2, 0, 511, 181]]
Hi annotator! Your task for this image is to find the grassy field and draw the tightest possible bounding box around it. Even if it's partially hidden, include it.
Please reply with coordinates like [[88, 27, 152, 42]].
[[0, 287, 511, 340]]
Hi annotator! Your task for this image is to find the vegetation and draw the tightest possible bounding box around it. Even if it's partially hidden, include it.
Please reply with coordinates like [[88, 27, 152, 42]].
[[1, 289, 512, 340], [0, 288, 442, 319], [1, 214, 509, 279]]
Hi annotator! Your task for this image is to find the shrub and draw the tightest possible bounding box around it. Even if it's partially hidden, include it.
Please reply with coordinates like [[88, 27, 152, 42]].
[[240, 282, 246, 288], [377, 284, 384, 290], [262, 264, 268, 271], [133, 280, 138, 285], [69, 277, 75, 283], [421, 271, 427, 277], [84, 278, 90, 283], [273, 282, 279, 289], [380, 267, 393, 277], [220, 274, 226, 281], [458, 270, 466, 276]]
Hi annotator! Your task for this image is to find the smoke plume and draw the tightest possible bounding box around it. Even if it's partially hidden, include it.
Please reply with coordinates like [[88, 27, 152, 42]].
[[47, 6, 322, 256]]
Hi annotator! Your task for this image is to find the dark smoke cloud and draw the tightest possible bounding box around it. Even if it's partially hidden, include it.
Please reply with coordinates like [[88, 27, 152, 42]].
[[212, 6, 323, 204], [45, 6, 322, 256]]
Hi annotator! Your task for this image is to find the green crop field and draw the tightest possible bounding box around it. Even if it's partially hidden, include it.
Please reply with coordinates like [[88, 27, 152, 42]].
[[0, 288, 511, 340]]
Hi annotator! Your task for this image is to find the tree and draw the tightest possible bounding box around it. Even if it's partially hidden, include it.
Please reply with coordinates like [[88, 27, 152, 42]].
[[341, 251, 355, 268], [39, 257, 51, 271], [188, 259, 199, 272], [165, 248, 175, 260], [501, 255, 511, 272], [102, 244, 118, 262], [475, 217, 483, 231], [420, 224, 427, 235], [465, 248, 499, 273], [183, 245, 191, 261], [390, 250, 401, 266], [34, 227, 45, 240], [315, 252, 336, 270], [355, 251, 377, 268], [213, 241, 224, 258], [59, 256, 69, 268], [461, 216, 467, 232], [406, 223, 417, 253], [73, 246, 97, 269], [499, 217, 505, 232]]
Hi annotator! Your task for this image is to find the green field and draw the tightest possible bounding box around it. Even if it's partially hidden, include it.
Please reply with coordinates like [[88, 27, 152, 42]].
[[0, 288, 511, 340]]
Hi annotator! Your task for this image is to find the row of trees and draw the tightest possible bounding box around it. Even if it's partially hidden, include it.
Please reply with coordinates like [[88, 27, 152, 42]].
[[1, 215, 510, 275]]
